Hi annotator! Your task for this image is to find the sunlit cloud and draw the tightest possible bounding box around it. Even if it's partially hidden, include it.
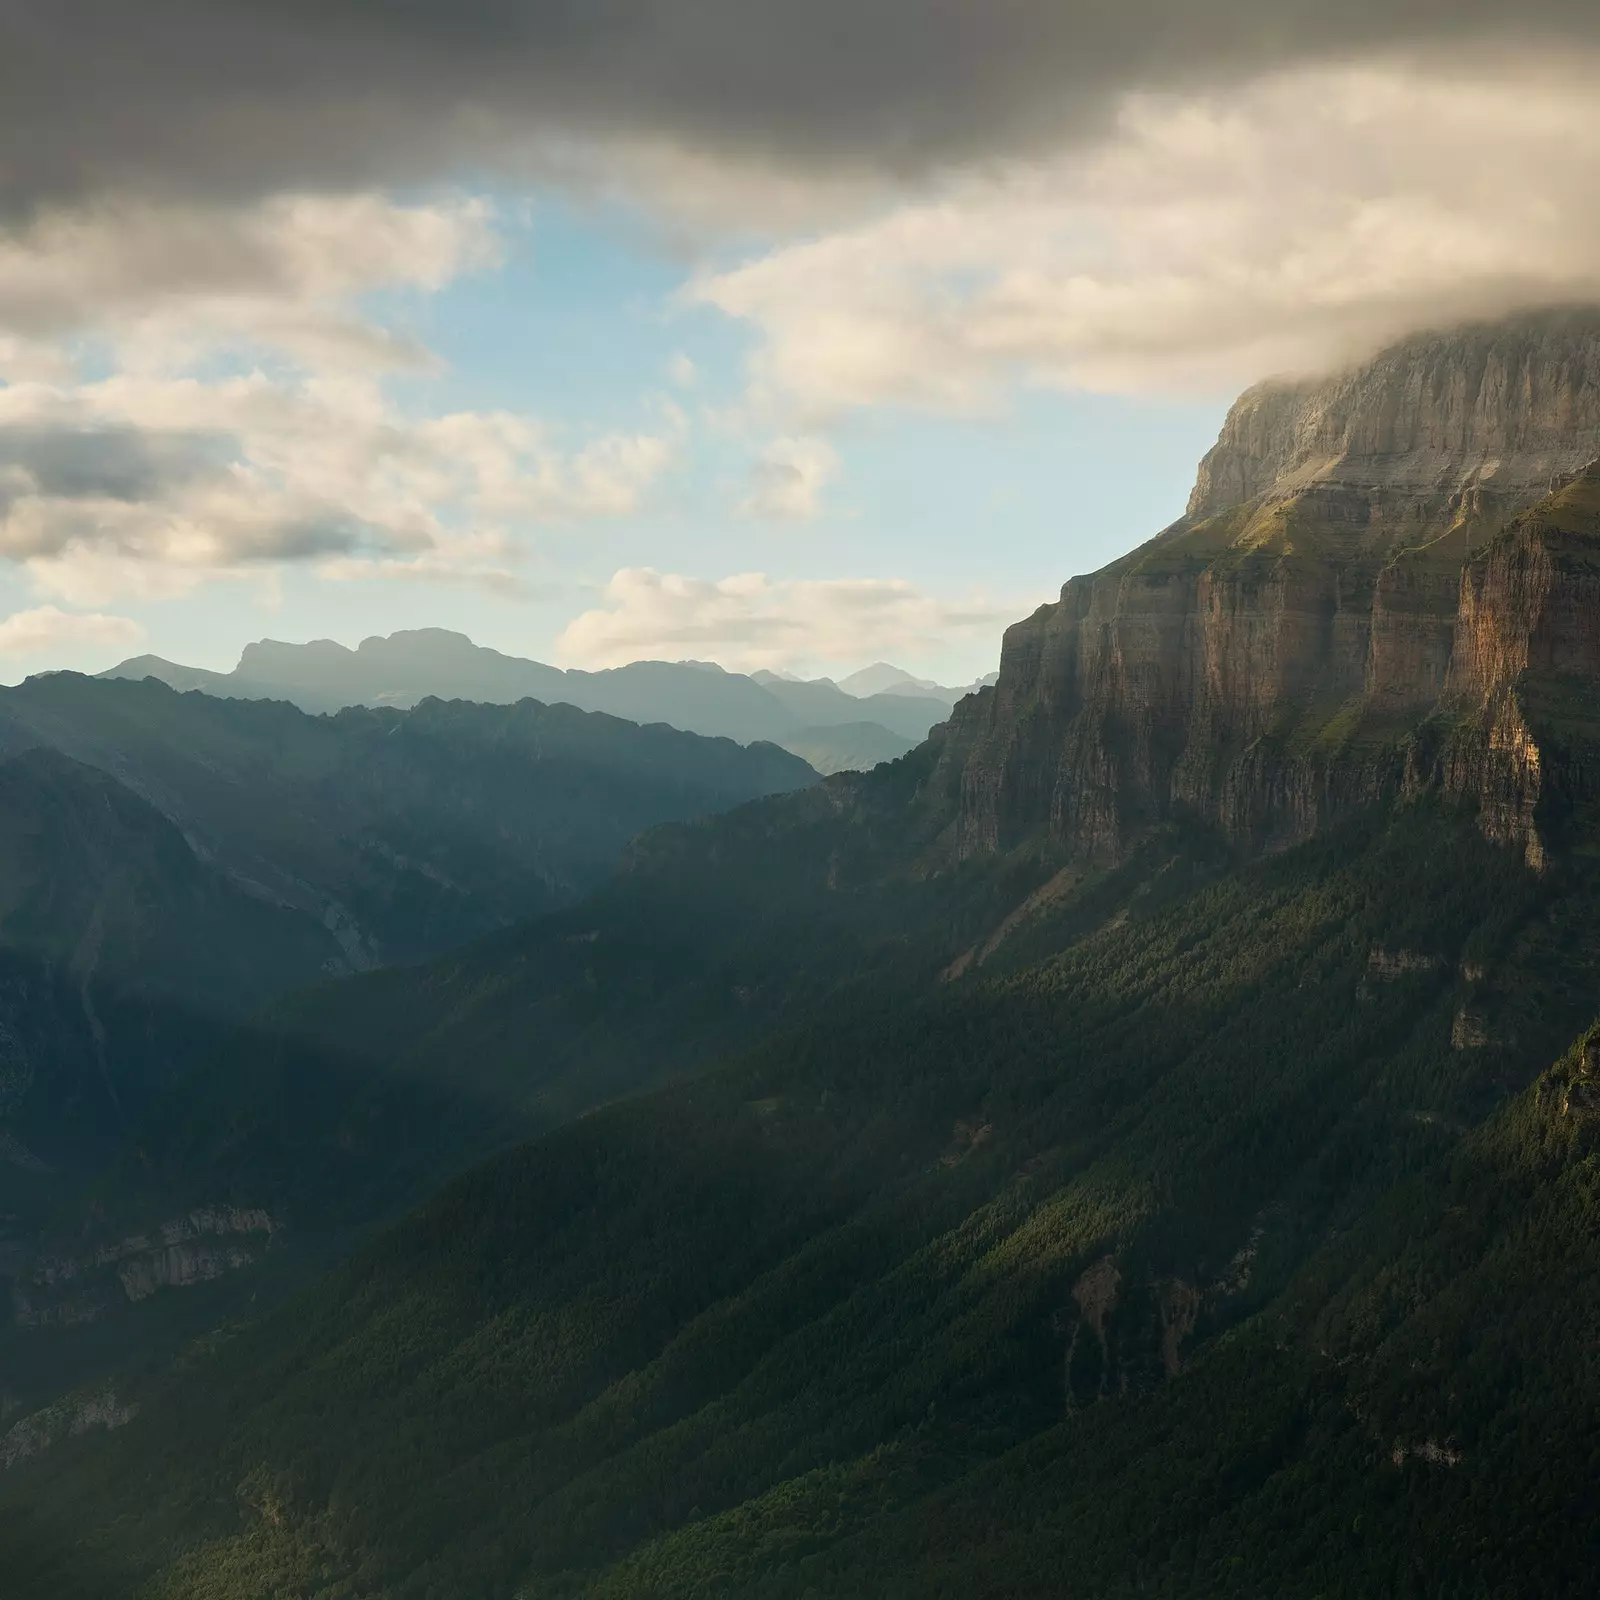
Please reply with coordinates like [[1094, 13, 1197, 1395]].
[[0, 604, 143, 660], [0, 193, 499, 372], [556, 567, 1023, 672], [697, 55, 1600, 419], [0, 189, 683, 607], [739, 436, 839, 520]]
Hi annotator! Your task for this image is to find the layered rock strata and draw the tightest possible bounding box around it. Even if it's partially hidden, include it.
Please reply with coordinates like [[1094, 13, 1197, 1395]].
[[11, 1206, 279, 1328], [933, 311, 1600, 867]]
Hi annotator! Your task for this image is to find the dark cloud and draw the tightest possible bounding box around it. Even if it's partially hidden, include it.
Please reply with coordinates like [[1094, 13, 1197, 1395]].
[[0, 423, 421, 566], [0, 427, 229, 509], [1, 1, 1596, 211]]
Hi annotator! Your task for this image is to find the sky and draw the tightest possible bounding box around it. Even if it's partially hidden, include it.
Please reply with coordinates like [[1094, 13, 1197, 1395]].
[[2, 4, 1599, 685]]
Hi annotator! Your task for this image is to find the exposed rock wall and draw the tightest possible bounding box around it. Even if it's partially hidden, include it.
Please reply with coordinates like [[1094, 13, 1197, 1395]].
[[1189, 310, 1600, 526], [12, 1205, 279, 1328], [933, 313, 1600, 867], [0, 1384, 137, 1470]]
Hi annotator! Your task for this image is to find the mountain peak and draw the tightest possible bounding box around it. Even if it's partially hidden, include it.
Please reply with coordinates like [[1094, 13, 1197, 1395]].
[[934, 310, 1600, 871], [236, 636, 357, 680], [838, 663, 940, 698], [356, 628, 480, 656], [1188, 306, 1600, 529]]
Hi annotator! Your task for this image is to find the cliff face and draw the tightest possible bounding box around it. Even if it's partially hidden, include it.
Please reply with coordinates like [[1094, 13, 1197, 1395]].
[[1188, 310, 1600, 527], [935, 312, 1600, 867], [11, 1206, 279, 1329]]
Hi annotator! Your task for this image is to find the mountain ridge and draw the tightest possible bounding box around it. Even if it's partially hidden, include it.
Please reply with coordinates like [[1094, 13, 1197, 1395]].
[[10, 309, 1600, 1596], [926, 312, 1600, 871], [104, 634, 963, 772]]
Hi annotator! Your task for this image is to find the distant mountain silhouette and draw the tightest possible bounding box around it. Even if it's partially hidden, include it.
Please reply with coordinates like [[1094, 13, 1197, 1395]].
[[0, 671, 815, 1180], [106, 629, 978, 769]]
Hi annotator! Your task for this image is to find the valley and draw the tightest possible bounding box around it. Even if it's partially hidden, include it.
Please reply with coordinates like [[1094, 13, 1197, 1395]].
[[5, 310, 1600, 1596]]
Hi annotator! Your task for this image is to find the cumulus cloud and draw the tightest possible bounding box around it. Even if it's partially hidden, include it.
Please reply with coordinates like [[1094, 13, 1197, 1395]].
[[4, 4, 1600, 217], [0, 604, 142, 660], [0, 180, 686, 607], [0, 192, 498, 370], [739, 437, 838, 520], [696, 57, 1600, 414], [556, 567, 1017, 671], [4, 10, 1596, 641], [0, 374, 681, 604]]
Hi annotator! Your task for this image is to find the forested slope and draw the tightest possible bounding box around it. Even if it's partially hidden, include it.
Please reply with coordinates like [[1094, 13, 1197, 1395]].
[[11, 313, 1600, 1595], [0, 678, 817, 1427], [8, 797, 1600, 1596]]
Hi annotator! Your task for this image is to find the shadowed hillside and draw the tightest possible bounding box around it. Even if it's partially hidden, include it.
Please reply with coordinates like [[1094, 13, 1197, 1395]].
[[8, 313, 1600, 1596]]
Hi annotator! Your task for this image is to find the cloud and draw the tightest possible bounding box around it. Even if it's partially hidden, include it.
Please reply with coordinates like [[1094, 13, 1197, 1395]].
[[0, 426, 228, 513], [739, 437, 838, 520], [0, 184, 683, 607], [0, 375, 682, 604], [4, 5, 1600, 217], [0, 604, 142, 660], [314, 532, 539, 597], [696, 57, 1600, 415], [555, 567, 1018, 671], [0, 192, 498, 369]]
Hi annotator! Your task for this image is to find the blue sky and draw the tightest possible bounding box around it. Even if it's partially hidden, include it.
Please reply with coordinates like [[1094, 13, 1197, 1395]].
[[5, 12, 1600, 693], [0, 193, 1226, 687]]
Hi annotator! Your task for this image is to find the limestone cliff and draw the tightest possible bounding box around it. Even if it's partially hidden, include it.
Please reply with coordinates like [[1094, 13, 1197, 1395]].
[[932, 311, 1600, 867], [0, 1384, 137, 1470], [1188, 310, 1600, 528], [11, 1206, 280, 1328]]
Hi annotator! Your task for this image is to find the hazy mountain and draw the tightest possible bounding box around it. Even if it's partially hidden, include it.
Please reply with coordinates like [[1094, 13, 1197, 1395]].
[[744, 672, 950, 742], [834, 661, 950, 698], [830, 662, 998, 703], [0, 746, 344, 1174], [107, 632, 960, 763], [776, 721, 917, 775], [0, 675, 813, 1190], [14, 313, 1600, 1597], [0, 673, 815, 970]]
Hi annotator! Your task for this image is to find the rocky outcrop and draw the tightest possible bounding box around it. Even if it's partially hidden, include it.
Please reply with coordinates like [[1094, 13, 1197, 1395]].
[[1189, 310, 1600, 528], [12, 1206, 279, 1328], [931, 313, 1600, 869], [0, 1384, 138, 1470]]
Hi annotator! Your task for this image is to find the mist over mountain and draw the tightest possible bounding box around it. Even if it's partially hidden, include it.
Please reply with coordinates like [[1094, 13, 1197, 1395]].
[[832, 662, 997, 700], [10, 310, 1600, 1596], [106, 636, 969, 775], [0, 674, 813, 1408]]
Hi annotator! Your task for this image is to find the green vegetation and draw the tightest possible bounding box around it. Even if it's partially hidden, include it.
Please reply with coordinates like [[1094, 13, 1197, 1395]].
[[11, 432, 1600, 1596], [0, 676, 817, 1422], [0, 673, 816, 969], [775, 721, 917, 774], [7, 794, 1600, 1597]]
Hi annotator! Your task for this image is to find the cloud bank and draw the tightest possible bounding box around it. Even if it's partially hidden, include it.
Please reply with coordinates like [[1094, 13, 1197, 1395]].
[[0, 373, 681, 605], [3, 3, 1600, 215], [0, 604, 142, 660], [5, 5, 1600, 669], [698, 59, 1600, 416], [557, 568, 1017, 672], [0, 192, 681, 605]]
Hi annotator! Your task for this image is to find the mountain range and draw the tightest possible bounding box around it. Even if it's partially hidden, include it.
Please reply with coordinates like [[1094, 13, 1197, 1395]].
[[104, 639, 996, 776], [0, 675, 813, 1403], [7, 308, 1600, 1596]]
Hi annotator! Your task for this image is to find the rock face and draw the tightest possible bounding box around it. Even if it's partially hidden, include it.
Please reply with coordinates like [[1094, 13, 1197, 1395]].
[[1188, 310, 1600, 528], [933, 311, 1600, 867], [0, 1384, 138, 1470], [11, 1206, 279, 1328]]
